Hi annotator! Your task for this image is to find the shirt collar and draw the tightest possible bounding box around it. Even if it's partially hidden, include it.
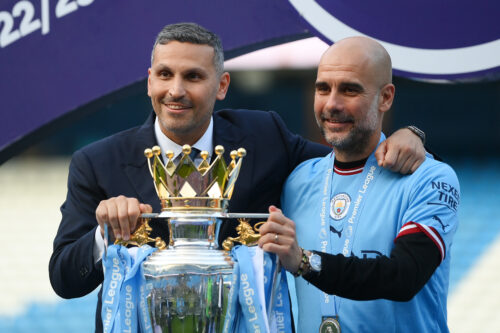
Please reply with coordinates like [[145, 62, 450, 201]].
[[154, 116, 214, 162]]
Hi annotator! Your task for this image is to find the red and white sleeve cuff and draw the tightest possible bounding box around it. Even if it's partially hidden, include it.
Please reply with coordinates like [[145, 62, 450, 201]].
[[396, 222, 445, 261]]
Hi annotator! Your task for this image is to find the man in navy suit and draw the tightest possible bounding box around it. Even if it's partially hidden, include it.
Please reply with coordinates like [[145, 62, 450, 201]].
[[49, 23, 427, 332]]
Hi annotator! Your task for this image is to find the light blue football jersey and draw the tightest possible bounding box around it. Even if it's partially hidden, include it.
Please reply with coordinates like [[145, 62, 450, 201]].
[[282, 135, 459, 333]]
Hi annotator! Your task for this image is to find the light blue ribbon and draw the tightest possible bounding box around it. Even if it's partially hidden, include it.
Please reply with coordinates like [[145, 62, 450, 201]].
[[102, 244, 156, 333], [270, 268, 292, 332], [225, 246, 292, 333], [319, 153, 381, 320], [102, 245, 127, 333]]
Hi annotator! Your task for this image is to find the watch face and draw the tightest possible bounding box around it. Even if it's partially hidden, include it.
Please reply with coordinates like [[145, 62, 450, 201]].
[[309, 253, 322, 272]]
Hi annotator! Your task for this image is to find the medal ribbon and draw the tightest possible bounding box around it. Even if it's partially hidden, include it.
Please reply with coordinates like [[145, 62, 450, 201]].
[[318, 152, 382, 322]]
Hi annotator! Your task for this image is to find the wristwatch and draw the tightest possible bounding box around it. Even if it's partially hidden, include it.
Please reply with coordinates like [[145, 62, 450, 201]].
[[307, 251, 322, 273], [405, 125, 426, 144], [294, 249, 322, 277]]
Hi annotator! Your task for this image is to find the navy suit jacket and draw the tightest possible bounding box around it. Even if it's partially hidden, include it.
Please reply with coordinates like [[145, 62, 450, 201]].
[[49, 109, 330, 332]]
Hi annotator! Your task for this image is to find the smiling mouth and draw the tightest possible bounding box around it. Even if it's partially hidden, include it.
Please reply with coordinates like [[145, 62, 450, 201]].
[[322, 118, 354, 132], [166, 104, 189, 109], [163, 103, 192, 112], [324, 117, 353, 124]]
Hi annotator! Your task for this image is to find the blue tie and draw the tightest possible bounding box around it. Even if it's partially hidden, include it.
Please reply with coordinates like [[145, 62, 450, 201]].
[[189, 147, 200, 162], [173, 147, 200, 165]]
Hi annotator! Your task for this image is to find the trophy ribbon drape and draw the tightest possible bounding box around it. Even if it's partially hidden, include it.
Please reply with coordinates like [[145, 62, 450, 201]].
[[224, 246, 292, 333], [102, 245, 157, 333]]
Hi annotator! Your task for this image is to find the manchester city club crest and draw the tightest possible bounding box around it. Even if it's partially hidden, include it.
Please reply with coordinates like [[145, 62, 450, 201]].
[[330, 193, 351, 220]]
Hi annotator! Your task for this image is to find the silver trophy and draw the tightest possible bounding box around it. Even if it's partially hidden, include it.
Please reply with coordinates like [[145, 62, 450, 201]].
[[115, 145, 276, 332]]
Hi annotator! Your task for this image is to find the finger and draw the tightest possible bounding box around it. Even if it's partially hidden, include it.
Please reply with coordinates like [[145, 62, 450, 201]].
[[126, 198, 141, 236], [382, 145, 399, 170], [262, 241, 302, 273], [268, 209, 292, 228], [259, 239, 292, 253], [140, 203, 153, 213], [259, 221, 285, 236], [106, 201, 121, 240], [116, 197, 132, 241], [399, 155, 416, 174], [392, 150, 411, 173], [260, 217, 296, 237], [374, 141, 387, 166], [268, 205, 282, 214], [95, 204, 109, 238], [258, 227, 291, 248], [410, 154, 425, 174]]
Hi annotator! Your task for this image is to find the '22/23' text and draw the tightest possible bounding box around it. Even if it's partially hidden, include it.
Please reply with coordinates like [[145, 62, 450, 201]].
[[0, 0, 95, 48]]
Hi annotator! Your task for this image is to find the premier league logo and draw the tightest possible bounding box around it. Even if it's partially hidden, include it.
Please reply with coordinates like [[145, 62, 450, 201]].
[[330, 193, 351, 220]]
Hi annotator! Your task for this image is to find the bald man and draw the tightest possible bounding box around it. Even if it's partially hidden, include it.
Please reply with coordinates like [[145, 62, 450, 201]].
[[259, 37, 459, 333]]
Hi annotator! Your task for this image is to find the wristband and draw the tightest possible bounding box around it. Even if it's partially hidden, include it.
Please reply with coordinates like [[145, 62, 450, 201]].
[[293, 248, 310, 277], [405, 125, 426, 144]]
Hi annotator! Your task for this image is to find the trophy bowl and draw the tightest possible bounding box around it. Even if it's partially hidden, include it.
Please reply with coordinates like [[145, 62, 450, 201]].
[[143, 213, 234, 332]]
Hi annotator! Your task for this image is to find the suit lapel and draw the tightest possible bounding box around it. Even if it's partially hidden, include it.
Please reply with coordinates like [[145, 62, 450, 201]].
[[213, 112, 254, 169], [213, 112, 255, 210]]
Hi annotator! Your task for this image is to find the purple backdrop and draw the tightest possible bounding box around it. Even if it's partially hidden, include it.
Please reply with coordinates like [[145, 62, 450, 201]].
[[0, 0, 498, 162]]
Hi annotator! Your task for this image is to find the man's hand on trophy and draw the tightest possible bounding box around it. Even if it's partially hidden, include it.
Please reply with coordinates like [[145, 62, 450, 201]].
[[95, 195, 152, 242], [375, 127, 426, 174], [258, 205, 302, 274]]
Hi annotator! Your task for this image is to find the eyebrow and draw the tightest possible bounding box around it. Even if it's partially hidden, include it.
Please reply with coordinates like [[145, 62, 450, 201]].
[[339, 82, 364, 92], [315, 81, 330, 90], [153, 64, 171, 71], [153, 64, 208, 76]]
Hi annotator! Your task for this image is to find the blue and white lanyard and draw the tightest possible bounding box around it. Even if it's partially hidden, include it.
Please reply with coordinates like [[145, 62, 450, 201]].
[[318, 153, 381, 319]]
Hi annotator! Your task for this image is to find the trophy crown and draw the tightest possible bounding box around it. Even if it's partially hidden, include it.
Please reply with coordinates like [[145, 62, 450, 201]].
[[144, 145, 245, 212]]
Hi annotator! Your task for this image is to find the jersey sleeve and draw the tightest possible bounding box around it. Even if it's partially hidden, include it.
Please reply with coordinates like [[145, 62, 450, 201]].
[[396, 162, 460, 261]]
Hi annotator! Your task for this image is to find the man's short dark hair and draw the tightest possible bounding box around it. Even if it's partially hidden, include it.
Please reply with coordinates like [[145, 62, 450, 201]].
[[152, 22, 224, 75]]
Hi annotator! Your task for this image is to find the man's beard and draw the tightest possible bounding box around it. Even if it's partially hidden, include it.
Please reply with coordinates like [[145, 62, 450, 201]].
[[318, 107, 378, 157]]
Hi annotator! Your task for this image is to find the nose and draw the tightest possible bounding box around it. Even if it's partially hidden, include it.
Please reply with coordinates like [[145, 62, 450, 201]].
[[168, 77, 186, 99], [324, 90, 343, 112]]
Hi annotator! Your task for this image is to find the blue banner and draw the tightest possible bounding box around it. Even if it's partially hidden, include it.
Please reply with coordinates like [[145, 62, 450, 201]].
[[1, 0, 497, 161]]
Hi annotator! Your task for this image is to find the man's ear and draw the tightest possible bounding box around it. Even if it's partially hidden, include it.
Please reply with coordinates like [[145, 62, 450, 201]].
[[379, 83, 395, 113], [216, 72, 230, 100], [147, 68, 152, 97]]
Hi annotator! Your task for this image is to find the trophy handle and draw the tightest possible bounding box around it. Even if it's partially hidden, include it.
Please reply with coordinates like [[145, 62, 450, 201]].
[[114, 218, 167, 250], [221, 218, 267, 251]]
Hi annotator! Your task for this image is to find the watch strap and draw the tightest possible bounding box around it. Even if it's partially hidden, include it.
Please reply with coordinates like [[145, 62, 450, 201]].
[[405, 125, 426, 144]]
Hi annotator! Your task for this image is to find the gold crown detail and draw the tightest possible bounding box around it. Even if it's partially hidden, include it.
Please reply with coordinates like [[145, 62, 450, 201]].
[[144, 145, 246, 212]]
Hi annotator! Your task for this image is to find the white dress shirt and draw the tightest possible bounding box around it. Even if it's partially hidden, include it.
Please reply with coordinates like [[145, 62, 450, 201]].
[[154, 116, 214, 164]]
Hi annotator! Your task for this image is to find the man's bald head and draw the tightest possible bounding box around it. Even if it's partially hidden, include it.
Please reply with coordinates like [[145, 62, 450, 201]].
[[314, 36, 396, 162], [319, 36, 392, 87]]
